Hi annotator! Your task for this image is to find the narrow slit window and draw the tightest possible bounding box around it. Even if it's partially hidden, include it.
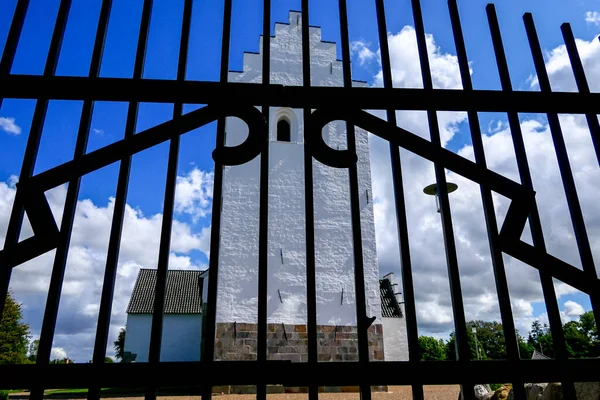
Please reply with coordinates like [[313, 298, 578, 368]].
[[277, 118, 291, 142]]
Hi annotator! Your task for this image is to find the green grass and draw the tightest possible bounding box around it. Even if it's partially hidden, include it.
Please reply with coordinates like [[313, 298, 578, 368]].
[[44, 389, 91, 395], [44, 389, 116, 395], [24, 387, 203, 397]]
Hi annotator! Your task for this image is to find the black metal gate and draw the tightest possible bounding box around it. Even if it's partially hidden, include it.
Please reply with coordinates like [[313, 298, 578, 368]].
[[0, 1, 599, 400]]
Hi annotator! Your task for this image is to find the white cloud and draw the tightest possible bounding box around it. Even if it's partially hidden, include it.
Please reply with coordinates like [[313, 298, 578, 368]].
[[564, 300, 585, 316], [2, 168, 213, 363], [174, 168, 214, 222], [51, 347, 67, 360], [585, 11, 600, 26], [0, 116, 21, 135], [358, 27, 469, 147], [372, 26, 468, 90], [520, 303, 587, 334], [367, 27, 597, 338], [528, 34, 600, 92], [92, 128, 104, 135], [350, 40, 377, 65], [7, 175, 18, 188]]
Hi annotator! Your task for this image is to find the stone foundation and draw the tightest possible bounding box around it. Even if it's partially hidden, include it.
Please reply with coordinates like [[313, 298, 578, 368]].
[[214, 322, 384, 362], [212, 322, 387, 394]]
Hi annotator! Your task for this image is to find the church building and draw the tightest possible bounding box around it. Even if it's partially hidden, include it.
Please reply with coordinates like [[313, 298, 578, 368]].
[[123, 10, 407, 366]]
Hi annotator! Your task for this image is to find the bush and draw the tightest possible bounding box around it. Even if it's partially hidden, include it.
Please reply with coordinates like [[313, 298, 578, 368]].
[[0, 390, 9, 400]]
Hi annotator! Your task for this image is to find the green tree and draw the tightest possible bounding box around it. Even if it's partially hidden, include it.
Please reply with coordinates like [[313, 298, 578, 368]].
[[114, 327, 125, 361], [50, 358, 71, 364], [418, 336, 447, 360], [446, 329, 485, 361], [0, 292, 31, 364], [468, 321, 507, 359], [443, 321, 534, 360], [28, 339, 39, 362], [563, 320, 591, 358], [517, 331, 534, 359], [527, 321, 554, 358], [529, 320, 545, 342], [578, 311, 597, 341], [577, 311, 599, 357], [446, 321, 504, 361]]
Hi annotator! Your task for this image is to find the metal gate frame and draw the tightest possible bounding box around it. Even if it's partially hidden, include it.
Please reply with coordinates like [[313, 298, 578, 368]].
[[0, 1, 599, 400]]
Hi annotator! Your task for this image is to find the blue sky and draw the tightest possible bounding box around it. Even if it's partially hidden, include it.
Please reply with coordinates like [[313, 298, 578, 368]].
[[1, 0, 599, 360], [3, 0, 600, 212]]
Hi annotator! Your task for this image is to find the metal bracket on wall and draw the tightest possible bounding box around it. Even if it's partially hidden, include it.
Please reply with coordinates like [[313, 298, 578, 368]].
[[365, 316, 376, 330]]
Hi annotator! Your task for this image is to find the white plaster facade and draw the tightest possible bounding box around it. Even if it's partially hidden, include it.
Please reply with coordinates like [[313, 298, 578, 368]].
[[216, 10, 380, 327], [124, 313, 202, 362], [381, 273, 409, 361]]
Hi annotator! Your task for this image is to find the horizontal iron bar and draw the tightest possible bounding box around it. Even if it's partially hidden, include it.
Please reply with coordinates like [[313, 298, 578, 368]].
[[2, 75, 600, 113], [1, 359, 598, 389]]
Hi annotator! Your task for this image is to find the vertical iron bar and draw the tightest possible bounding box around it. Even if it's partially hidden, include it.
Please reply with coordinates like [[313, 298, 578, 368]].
[[524, 18, 597, 395], [408, 1, 474, 398], [300, 3, 318, 400], [0, 0, 31, 321], [22, 1, 72, 398], [203, 1, 233, 399], [488, 9, 574, 399], [449, 3, 524, 399], [0, 0, 30, 110], [338, 1, 372, 400], [142, 1, 192, 399], [24, 0, 71, 353], [86, 0, 117, 373], [560, 23, 600, 327], [83, 0, 151, 397], [90, 0, 151, 367], [87, 3, 143, 375], [37, 2, 111, 400], [560, 23, 600, 166], [367, 0, 424, 396], [257, 0, 271, 399]]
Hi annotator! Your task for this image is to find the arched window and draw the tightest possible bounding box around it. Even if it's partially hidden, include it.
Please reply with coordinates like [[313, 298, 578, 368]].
[[277, 118, 291, 142]]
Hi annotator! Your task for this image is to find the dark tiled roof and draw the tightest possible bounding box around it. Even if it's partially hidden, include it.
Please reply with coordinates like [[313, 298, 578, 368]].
[[380, 279, 403, 318], [126, 269, 206, 314]]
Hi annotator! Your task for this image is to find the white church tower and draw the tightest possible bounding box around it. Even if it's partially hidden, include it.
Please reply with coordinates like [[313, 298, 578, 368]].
[[214, 11, 386, 362]]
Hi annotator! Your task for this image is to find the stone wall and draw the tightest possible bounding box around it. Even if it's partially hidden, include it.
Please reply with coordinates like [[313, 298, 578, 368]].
[[214, 322, 384, 362]]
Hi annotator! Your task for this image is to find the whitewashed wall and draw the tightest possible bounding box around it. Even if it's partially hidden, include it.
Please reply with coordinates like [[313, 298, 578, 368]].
[[217, 11, 380, 326], [382, 316, 409, 361], [381, 273, 409, 361], [124, 314, 202, 362]]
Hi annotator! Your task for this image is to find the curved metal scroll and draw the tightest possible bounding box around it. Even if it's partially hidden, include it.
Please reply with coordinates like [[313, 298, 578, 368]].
[[0, 103, 267, 270], [305, 107, 598, 296]]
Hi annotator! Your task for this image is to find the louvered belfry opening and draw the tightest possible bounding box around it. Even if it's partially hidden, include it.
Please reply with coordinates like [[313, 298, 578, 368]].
[[0, 1, 599, 400]]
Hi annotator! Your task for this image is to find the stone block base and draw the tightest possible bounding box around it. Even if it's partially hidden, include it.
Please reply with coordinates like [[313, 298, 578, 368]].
[[214, 322, 384, 362]]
